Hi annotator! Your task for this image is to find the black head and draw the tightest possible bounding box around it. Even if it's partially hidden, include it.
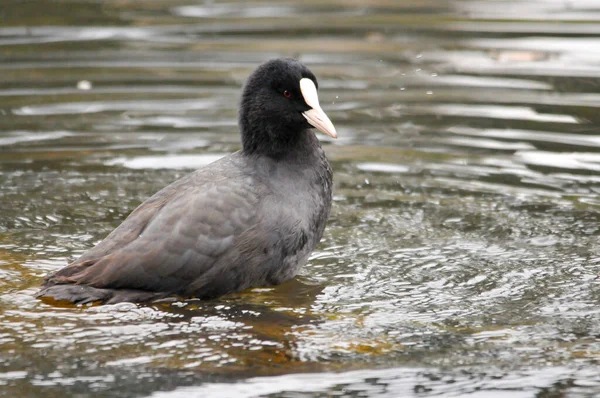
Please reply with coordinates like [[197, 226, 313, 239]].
[[239, 58, 336, 157]]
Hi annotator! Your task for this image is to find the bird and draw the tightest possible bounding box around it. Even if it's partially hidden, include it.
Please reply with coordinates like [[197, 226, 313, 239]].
[[37, 58, 337, 305]]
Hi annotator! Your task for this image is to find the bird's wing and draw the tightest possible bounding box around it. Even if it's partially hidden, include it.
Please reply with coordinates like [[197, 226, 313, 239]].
[[44, 160, 268, 295]]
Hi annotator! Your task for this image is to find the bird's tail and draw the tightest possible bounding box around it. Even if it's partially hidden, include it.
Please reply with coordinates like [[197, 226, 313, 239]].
[[36, 284, 163, 305]]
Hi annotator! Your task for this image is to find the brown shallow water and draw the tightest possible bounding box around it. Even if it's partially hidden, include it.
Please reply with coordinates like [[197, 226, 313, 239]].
[[2, 0, 600, 396]]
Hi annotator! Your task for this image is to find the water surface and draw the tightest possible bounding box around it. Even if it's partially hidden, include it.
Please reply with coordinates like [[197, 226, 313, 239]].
[[1, 0, 600, 396]]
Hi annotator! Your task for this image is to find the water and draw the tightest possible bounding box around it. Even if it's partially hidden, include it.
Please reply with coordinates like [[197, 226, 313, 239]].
[[1, 0, 600, 396]]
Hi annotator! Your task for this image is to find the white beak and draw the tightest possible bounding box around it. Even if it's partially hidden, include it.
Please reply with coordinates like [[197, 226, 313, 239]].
[[299, 78, 337, 139]]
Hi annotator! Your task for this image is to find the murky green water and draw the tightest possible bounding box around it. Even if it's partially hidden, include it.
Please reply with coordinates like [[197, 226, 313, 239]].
[[2, 0, 600, 396]]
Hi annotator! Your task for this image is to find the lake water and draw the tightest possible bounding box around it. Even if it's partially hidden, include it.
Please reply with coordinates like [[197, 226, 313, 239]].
[[1, 0, 600, 396]]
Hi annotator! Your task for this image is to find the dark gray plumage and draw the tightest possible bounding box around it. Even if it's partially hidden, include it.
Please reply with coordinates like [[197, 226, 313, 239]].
[[37, 58, 336, 305]]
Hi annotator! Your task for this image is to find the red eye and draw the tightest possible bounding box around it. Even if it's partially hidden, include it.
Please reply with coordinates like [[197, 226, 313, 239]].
[[283, 90, 292, 99]]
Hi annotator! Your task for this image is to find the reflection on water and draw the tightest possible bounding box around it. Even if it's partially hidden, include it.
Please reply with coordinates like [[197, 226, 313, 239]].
[[2, 0, 600, 396]]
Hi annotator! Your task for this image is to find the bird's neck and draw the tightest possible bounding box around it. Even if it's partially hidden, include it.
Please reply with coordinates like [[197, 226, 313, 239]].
[[241, 126, 319, 161]]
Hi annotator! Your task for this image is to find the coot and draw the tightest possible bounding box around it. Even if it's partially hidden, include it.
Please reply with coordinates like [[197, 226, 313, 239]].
[[37, 58, 336, 305]]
